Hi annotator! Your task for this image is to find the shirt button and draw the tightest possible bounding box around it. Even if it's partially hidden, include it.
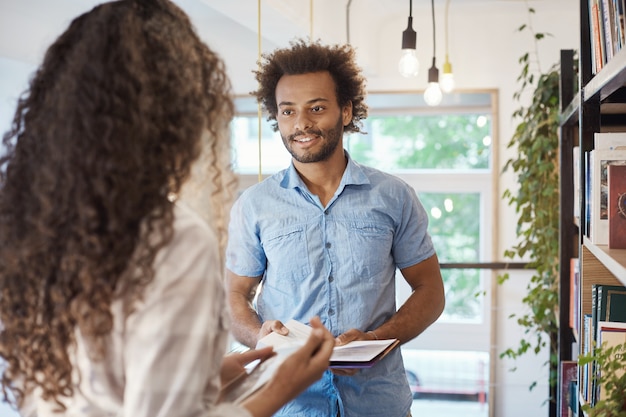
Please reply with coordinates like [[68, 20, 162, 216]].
[[329, 308, 335, 315], [329, 276, 334, 282], [325, 242, 331, 249]]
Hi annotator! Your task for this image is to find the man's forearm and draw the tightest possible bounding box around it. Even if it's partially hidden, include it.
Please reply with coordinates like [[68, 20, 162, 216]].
[[371, 257, 445, 344], [376, 287, 445, 344], [228, 293, 263, 348]]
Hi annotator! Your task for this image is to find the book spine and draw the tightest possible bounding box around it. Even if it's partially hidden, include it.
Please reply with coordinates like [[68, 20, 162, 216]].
[[601, 0, 613, 62], [592, 0, 605, 72]]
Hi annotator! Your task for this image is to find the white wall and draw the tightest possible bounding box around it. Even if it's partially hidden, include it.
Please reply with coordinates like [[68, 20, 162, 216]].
[[0, 1, 579, 416], [0, 57, 34, 139]]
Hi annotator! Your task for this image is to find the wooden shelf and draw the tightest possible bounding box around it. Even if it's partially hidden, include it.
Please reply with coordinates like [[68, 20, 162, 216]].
[[582, 237, 626, 285], [584, 48, 626, 101], [579, 244, 626, 333]]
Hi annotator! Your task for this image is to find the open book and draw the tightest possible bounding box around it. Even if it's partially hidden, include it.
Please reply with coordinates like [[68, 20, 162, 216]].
[[218, 320, 399, 403], [256, 319, 400, 369]]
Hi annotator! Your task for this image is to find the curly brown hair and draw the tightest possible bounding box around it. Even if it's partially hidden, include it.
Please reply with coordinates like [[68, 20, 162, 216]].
[[252, 38, 368, 133], [0, 0, 233, 409]]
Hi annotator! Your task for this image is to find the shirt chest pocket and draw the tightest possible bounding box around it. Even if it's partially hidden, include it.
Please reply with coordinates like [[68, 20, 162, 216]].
[[262, 226, 311, 281], [347, 223, 393, 279]]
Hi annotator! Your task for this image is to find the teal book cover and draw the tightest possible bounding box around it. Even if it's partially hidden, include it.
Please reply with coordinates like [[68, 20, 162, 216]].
[[597, 284, 626, 325]]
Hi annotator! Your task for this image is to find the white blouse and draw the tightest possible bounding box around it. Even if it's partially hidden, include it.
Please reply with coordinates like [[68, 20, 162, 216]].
[[21, 203, 252, 417]]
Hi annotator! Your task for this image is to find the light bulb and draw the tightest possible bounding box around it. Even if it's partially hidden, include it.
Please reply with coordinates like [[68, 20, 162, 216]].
[[424, 58, 442, 106], [398, 49, 420, 78], [424, 82, 443, 106], [399, 15, 418, 78], [441, 57, 455, 93], [440, 73, 455, 93]]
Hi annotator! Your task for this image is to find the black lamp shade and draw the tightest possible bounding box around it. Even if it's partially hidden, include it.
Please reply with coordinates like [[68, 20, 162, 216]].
[[428, 58, 439, 83], [402, 17, 417, 49]]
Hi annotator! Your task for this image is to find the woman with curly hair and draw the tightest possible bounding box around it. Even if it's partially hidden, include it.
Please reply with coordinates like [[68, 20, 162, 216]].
[[0, 1, 334, 417]]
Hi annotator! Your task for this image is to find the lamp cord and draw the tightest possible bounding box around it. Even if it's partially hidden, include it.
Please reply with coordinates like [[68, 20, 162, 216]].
[[310, 0, 314, 40], [257, 0, 262, 182], [431, 0, 436, 58], [445, 0, 449, 56], [346, 0, 352, 43]]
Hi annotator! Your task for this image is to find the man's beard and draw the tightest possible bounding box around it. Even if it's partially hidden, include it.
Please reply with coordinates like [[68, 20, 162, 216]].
[[281, 115, 344, 163]]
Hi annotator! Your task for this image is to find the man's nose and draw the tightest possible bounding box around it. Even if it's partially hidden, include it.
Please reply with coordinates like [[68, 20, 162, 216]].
[[294, 113, 313, 131]]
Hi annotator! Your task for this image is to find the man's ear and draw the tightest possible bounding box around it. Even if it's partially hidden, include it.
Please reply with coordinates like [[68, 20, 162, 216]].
[[342, 101, 353, 127]]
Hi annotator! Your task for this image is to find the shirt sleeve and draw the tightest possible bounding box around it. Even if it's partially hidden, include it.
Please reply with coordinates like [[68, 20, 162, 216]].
[[122, 206, 252, 417], [392, 183, 436, 269], [225, 194, 266, 277]]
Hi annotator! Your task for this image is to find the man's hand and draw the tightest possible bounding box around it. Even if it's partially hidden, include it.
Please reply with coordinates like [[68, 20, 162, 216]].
[[331, 328, 377, 376], [258, 319, 289, 341], [334, 328, 376, 346]]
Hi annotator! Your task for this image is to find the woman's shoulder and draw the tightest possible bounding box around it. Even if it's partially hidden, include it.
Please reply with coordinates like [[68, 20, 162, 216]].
[[174, 202, 215, 237], [162, 203, 220, 265]]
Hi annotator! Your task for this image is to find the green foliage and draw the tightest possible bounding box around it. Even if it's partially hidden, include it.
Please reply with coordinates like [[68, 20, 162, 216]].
[[499, 5, 561, 394], [347, 114, 491, 171], [377, 114, 491, 169], [420, 192, 482, 319], [579, 342, 626, 416]]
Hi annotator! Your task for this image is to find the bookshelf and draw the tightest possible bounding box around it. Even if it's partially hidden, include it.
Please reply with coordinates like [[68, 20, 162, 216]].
[[559, 0, 626, 414]]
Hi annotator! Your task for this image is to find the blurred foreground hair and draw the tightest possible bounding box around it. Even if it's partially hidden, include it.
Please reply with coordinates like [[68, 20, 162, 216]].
[[0, 0, 236, 409]]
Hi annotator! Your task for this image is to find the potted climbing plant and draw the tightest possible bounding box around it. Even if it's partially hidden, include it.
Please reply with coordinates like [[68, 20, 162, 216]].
[[499, 4, 563, 404], [500, 4, 626, 417]]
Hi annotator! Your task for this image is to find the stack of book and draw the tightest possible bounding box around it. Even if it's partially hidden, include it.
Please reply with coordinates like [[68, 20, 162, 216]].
[[588, 0, 626, 74], [581, 283, 626, 405]]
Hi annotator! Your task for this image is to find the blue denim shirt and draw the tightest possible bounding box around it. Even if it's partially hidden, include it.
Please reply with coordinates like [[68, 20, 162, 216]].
[[226, 152, 435, 417]]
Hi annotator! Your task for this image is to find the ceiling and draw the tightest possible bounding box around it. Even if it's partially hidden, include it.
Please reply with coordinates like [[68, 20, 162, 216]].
[[0, 0, 571, 93], [0, 0, 571, 62]]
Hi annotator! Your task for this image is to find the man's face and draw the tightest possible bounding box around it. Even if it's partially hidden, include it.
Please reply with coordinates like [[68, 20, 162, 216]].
[[275, 71, 352, 164]]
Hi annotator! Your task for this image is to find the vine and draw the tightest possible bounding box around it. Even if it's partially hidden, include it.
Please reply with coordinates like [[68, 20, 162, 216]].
[[499, 4, 562, 398], [579, 342, 626, 416]]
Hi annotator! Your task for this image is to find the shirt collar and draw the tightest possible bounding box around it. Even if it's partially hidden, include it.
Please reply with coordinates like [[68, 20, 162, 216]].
[[279, 150, 371, 190]]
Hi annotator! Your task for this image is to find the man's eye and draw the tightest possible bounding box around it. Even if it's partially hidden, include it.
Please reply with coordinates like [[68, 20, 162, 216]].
[[312, 106, 324, 112], [281, 110, 293, 116]]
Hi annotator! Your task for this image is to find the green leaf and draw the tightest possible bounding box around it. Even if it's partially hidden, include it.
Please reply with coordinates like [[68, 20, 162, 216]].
[[499, 5, 569, 399]]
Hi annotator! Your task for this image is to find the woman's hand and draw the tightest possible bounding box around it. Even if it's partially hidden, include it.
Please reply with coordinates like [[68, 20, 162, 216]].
[[242, 316, 335, 417], [272, 316, 335, 391], [220, 346, 275, 387]]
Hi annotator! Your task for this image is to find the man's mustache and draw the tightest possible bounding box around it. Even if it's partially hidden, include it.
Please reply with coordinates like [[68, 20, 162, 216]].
[[288, 129, 323, 141]]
